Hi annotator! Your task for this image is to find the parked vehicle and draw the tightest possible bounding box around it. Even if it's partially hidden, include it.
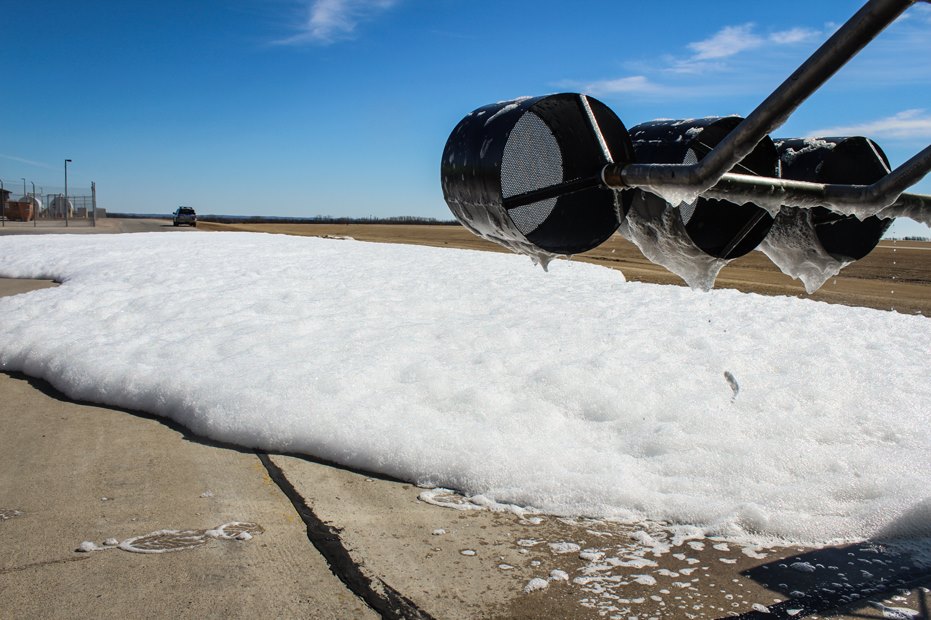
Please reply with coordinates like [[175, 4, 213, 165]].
[[173, 206, 196, 227]]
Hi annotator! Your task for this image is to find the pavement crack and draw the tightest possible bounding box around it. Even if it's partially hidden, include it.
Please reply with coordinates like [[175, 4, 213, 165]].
[[257, 451, 434, 620]]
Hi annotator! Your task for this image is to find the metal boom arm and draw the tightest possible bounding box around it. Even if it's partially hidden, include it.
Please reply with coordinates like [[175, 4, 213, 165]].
[[609, 0, 924, 196]]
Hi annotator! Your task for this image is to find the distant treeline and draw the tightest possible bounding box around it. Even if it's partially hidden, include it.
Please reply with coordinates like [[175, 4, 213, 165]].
[[107, 213, 459, 226], [892, 236, 930, 242]]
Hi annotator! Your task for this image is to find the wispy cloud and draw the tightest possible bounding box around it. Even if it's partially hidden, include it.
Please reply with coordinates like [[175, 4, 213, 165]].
[[921, 2, 931, 23], [0, 153, 57, 171], [573, 22, 823, 102], [897, 2, 931, 24], [583, 75, 668, 97], [686, 23, 820, 62], [687, 24, 763, 61], [807, 109, 931, 139], [274, 0, 400, 46], [769, 27, 820, 45]]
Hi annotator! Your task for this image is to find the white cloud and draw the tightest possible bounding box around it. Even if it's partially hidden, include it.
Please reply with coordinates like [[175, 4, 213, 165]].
[[768, 27, 820, 45], [583, 75, 667, 96], [685, 23, 820, 63], [665, 58, 726, 76], [898, 2, 931, 24], [577, 22, 821, 101], [687, 23, 763, 61], [275, 0, 400, 45], [808, 109, 931, 139], [0, 153, 57, 171]]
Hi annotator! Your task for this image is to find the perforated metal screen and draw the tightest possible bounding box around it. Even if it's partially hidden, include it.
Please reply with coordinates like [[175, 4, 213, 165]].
[[500, 112, 564, 236], [680, 148, 699, 225]]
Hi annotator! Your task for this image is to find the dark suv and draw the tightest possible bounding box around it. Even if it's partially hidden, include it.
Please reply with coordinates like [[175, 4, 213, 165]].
[[173, 206, 197, 227]]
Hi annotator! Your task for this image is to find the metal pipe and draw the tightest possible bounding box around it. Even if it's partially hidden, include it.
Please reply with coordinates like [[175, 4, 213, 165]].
[[502, 175, 604, 210], [506, 156, 931, 224], [876, 193, 931, 224], [602, 142, 931, 223], [700, 173, 931, 226], [604, 141, 931, 222], [609, 0, 918, 194], [851, 143, 931, 208]]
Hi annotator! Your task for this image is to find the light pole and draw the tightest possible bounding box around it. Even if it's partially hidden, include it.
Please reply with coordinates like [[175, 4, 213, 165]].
[[1, 178, 4, 227], [64, 159, 71, 227]]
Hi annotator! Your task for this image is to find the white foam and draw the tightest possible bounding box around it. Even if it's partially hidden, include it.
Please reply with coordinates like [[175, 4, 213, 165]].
[[1, 232, 929, 545], [619, 205, 726, 291], [418, 488, 536, 517], [871, 602, 921, 619], [549, 542, 581, 554], [760, 207, 852, 293], [76, 521, 262, 555], [776, 138, 835, 167], [517, 539, 542, 548]]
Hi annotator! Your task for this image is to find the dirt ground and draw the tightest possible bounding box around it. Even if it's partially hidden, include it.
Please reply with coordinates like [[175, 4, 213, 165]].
[[197, 222, 931, 316]]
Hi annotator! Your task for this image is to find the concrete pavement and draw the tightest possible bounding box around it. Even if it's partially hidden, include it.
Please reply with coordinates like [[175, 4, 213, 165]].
[[0, 369, 375, 619], [0, 217, 195, 235]]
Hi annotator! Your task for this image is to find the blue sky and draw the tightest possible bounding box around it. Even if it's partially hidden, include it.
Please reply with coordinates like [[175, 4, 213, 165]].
[[3, 0, 930, 237]]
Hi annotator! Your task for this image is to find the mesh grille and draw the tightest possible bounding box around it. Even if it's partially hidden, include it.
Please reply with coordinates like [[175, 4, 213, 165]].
[[679, 148, 699, 225], [501, 112, 564, 235]]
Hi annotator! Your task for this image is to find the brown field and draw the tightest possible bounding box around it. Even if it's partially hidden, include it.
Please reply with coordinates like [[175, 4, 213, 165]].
[[197, 221, 931, 315]]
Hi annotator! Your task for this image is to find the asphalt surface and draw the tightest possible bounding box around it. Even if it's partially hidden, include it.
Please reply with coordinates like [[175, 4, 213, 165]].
[[1, 219, 928, 619], [0, 217, 196, 235]]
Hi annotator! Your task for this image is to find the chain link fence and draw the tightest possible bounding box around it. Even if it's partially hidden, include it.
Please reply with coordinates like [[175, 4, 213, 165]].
[[0, 180, 98, 228]]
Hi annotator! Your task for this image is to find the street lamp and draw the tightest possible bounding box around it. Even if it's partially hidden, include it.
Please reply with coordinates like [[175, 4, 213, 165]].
[[64, 159, 71, 227]]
